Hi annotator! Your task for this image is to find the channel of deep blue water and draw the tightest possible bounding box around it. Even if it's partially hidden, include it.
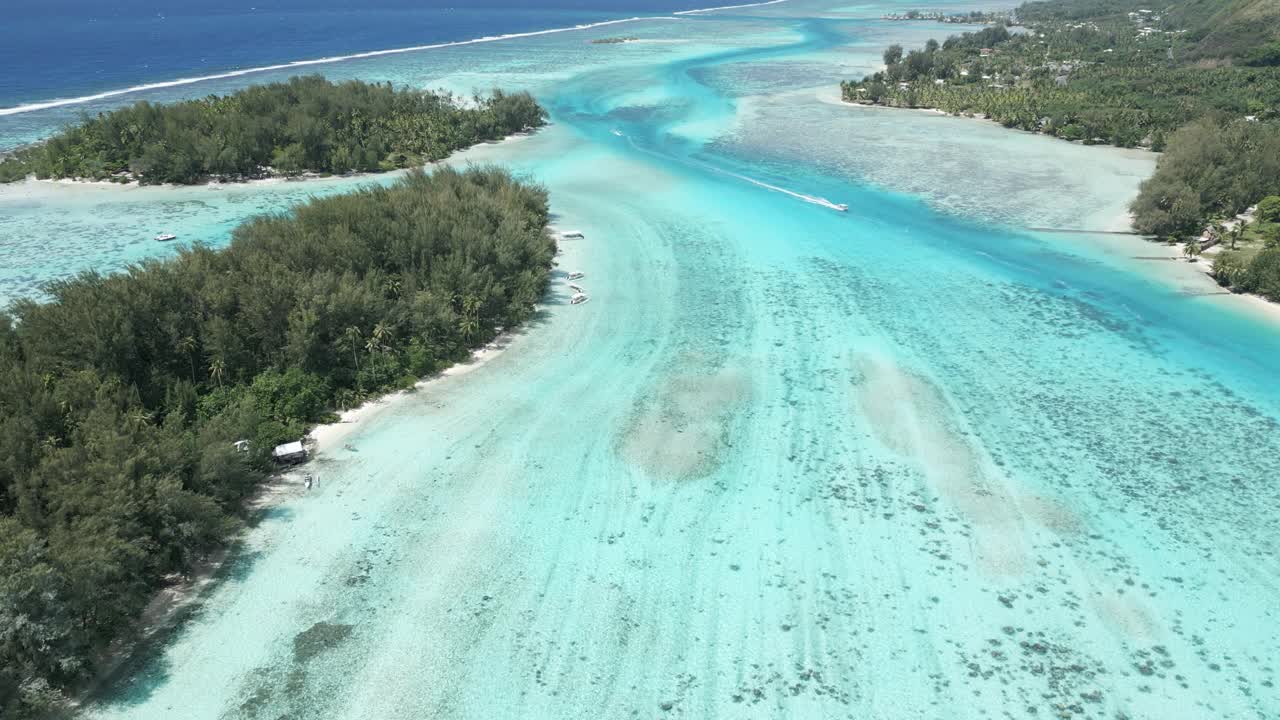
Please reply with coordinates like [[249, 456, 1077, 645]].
[[1, 2, 1277, 718]]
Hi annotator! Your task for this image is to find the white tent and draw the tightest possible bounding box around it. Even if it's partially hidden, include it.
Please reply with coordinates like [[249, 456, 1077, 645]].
[[272, 441, 308, 464]]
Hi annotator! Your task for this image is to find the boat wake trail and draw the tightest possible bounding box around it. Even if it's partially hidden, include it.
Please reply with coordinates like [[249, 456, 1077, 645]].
[[712, 166, 849, 212], [616, 133, 846, 213]]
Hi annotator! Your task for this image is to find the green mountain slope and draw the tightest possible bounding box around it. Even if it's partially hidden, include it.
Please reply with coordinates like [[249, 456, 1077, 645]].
[[1020, 0, 1280, 59], [1185, 0, 1280, 59]]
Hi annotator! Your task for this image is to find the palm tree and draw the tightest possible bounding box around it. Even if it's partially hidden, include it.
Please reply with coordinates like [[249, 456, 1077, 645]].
[[209, 357, 226, 388], [1229, 223, 1244, 250], [176, 335, 197, 383], [370, 322, 392, 353], [1183, 239, 1203, 262], [459, 295, 481, 342], [341, 326, 363, 370], [458, 315, 480, 343]]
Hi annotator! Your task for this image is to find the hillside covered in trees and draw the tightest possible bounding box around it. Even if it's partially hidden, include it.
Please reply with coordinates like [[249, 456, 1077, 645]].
[[0, 166, 555, 717], [840, 0, 1280, 281], [0, 76, 546, 185], [1018, 0, 1280, 60]]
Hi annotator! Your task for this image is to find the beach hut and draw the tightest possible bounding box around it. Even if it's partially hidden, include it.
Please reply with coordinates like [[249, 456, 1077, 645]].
[[272, 441, 308, 465]]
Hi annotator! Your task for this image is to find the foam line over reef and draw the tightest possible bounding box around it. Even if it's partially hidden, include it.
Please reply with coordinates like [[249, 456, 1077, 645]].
[[0, 0, 794, 118]]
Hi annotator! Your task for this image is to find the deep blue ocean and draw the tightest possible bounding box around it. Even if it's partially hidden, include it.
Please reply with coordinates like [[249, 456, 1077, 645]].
[[0, 0, 717, 108]]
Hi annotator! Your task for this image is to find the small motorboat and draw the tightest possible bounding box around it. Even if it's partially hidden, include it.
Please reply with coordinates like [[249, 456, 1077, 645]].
[[612, 129, 624, 137], [567, 271, 585, 280], [832, 203, 848, 212], [560, 230, 585, 239], [570, 292, 590, 305], [154, 232, 178, 242], [569, 283, 583, 292]]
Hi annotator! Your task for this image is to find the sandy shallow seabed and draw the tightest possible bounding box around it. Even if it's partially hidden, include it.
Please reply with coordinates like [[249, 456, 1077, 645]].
[[0, 2, 1278, 719]]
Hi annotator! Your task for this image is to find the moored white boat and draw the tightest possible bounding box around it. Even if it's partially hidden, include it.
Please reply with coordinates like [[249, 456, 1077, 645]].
[[560, 230, 585, 239], [567, 271, 585, 280], [154, 232, 177, 242], [570, 292, 589, 305]]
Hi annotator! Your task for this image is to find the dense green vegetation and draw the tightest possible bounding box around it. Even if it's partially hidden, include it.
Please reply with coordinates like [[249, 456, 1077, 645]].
[[0, 166, 554, 717], [1129, 118, 1280, 237], [843, 18, 1280, 148], [1020, 0, 1280, 59], [0, 76, 546, 185], [1212, 194, 1280, 302], [841, 0, 1280, 296]]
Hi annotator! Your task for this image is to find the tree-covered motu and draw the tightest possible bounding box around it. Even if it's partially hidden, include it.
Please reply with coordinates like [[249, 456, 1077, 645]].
[[0, 166, 555, 717], [0, 76, 547, 185]]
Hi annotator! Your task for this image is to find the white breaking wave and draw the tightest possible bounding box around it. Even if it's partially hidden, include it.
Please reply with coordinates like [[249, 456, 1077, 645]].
[[674, 0, 791, 15], [0, 16, 682, 117], [1, 0, 798, 118]]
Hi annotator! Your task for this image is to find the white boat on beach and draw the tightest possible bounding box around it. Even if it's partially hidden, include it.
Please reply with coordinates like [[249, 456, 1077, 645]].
[[567, 271, 585, 280], [154, 232, 177, 242], [570, 292, 590, 305]]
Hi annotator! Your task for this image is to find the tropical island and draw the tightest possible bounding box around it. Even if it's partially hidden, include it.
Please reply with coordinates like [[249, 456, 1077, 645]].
[[841, 0, 1280, 301], [0, 75, 546, 185], [0, 166, 555, 716]]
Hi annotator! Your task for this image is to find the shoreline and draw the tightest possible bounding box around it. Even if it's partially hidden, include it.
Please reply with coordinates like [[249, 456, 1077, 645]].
[[819, 86, 1280, 325], [78, 329, 522, 702], [821, 88, 1157, 154], [7, 131, 538, 192], [77, 470, 297, 708], [0, 0, 801, 122], [74, 280, 537, 712], [77, 211, 578, 706], [306, 330, 520, 456]]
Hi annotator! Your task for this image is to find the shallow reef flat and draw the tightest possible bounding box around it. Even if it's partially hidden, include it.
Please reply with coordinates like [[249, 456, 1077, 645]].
[[1, 1, 1275, 718]]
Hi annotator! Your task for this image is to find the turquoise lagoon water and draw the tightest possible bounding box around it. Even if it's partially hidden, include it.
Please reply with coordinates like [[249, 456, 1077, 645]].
[[1, 2, 1279, 718]]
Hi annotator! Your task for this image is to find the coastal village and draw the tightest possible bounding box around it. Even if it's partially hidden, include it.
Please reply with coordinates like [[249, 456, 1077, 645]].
[[881, 9, 1019, 24]]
